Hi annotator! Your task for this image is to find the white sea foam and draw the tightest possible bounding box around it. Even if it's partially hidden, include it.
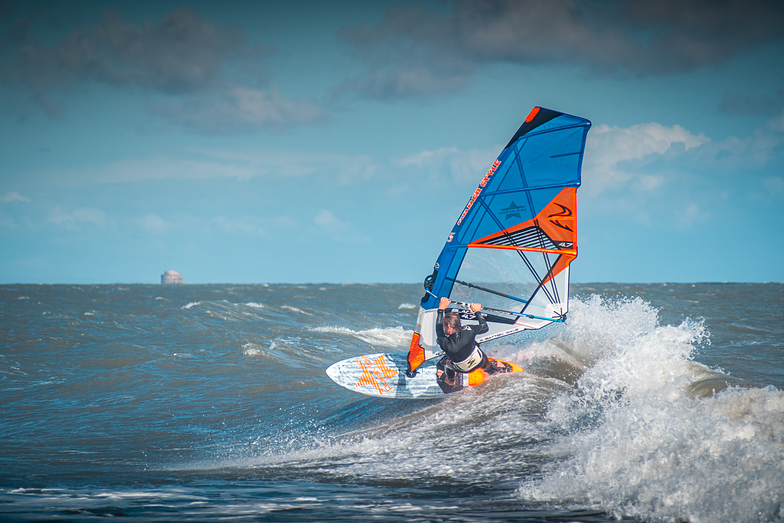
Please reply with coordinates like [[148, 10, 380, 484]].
[[397, 303, 417, 309], [245, 302, 266, 309], [519, 294, 784, 523], [241, 342, 276, 360], [182, 301, 201, 310], [242, 343, 261, 356], [310, 326, 411, 347], [282, 305, 312, 316]]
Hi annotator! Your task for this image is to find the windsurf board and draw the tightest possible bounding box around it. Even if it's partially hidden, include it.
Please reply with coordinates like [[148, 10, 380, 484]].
[[326, 352, 522, 399]]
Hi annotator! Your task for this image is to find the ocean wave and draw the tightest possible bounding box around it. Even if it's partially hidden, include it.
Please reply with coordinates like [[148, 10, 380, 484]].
[[309, 326, 411, 348], [245, 302, 266, 309], [252, 293, 784, 522], [519, 294, 784, 523], [281, 305, 312, 316]]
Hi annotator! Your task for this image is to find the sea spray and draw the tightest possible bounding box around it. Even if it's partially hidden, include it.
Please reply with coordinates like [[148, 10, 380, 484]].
[[521, 294, 784, 522]]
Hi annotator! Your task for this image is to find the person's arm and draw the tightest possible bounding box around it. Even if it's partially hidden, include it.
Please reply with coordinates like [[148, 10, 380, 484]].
[[469, 303, 488, 335], [436, 309, 445, 339], [435, 297, 449, 339]]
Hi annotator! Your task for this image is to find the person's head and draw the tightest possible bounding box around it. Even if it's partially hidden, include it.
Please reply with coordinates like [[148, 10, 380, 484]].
[[443, 312, 461, 335]]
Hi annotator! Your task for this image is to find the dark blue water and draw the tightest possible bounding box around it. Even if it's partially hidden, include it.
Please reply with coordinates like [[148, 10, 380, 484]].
[[1, 283, 782, 522]]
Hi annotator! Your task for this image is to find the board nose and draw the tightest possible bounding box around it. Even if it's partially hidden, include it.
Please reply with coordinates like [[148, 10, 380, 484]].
[[325, 363, 340, 380]]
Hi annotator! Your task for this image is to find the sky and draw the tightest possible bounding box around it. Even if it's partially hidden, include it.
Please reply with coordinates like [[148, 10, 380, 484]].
[[1, 0, 783, 284]]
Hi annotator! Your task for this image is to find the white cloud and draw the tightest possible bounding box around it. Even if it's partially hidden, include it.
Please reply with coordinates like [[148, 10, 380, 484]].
[[96, 156, 259, 183], [767, 109, 784, 133], [49, 207, 108, 229], [212, 216, 265, 236], [675, 202, 710, 228], [33, 150, 377, 186], [399, 146, 459, 169], [132, 213, 297, 238], [583, 122, 710, 194], [314, 209, 352, 239], [1, 192, 30, 203], [117, 149, 374, 187], [0, 211, 17, 230], [762, 176, 784, 195], [636, 175, 664, 191], [750, 176, 784, 203], [397, 145, 499, 182], [578, 111, 784, 231], [140, 214, 170, 234], [153, 85, 327, 133]]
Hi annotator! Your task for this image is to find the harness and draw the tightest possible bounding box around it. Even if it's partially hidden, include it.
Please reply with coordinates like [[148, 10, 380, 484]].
[[451, 344, 483, 372]]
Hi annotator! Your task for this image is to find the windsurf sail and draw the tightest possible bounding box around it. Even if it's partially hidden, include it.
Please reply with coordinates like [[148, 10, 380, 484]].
[[407, 106, 591, 375]]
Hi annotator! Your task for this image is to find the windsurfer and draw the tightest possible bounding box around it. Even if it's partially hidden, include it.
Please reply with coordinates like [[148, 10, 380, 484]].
[[435, 297, 496, 392]]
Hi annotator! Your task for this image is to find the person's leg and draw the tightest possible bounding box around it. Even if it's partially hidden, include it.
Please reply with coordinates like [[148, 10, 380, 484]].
[[436, 356, 463, 393], [478, 352, 497, 375]]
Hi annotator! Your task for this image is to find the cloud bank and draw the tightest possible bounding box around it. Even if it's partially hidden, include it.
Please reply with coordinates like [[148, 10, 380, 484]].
[[340, 0, 784, 100], [0, 8, 324, 132]]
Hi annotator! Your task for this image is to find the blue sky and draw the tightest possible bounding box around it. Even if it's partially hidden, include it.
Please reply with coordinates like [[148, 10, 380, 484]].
[[1, 0, 783, 284]]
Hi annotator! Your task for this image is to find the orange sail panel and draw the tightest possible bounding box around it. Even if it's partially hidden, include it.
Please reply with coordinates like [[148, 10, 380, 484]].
[[469, 187, 577, 254]]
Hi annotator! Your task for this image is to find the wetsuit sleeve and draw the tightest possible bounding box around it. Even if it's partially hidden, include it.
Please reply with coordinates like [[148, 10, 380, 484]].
[[436, 309, 446, 339], [436, 309, 449, 353], [435, 309, 458, 358], [471, 311, 489, 335]]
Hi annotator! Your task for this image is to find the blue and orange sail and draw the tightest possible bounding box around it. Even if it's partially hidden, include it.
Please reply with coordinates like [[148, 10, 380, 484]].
[[407, 107, 592, 375]]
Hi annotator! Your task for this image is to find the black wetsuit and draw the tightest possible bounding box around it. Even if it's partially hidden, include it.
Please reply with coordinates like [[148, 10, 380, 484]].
[[434, 309, 496, 393], [436, 309, 489, 365]]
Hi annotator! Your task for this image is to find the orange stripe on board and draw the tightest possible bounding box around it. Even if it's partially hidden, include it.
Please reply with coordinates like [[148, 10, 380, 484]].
[[355, 361, 374, 387], [374, 354, 398, 378], [356, 360, 382, 394]]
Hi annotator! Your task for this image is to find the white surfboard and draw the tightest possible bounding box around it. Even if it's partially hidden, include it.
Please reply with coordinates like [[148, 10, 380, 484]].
[[326, 352, 522, 399]]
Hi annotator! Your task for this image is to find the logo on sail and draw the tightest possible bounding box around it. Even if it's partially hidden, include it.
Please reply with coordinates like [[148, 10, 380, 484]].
[[500, 201, 527, 220], [548, 203, 574, 232], [457, 159, 501, 226]]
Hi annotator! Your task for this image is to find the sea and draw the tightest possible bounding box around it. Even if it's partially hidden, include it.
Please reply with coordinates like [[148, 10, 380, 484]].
[[1, 282, 782, 523]]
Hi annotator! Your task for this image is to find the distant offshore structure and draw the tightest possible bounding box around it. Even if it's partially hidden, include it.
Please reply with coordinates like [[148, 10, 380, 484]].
[[161, 270, 183, 285]]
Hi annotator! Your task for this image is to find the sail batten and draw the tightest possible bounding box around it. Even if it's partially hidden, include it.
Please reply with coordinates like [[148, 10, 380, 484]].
[[406, 106, 591, 376]]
